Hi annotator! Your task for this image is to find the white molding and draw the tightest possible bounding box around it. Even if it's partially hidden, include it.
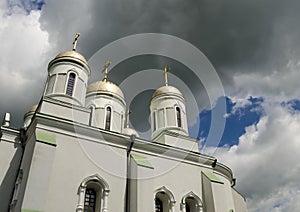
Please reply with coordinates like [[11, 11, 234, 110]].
[[76, 174, 110, 212], [180, 191, 203, 212]]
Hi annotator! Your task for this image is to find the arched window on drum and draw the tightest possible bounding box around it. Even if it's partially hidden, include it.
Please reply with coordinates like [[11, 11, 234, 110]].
[[66, 73, 76, 96], [105, 106, 112, 130], [176, 107, 182, 128]]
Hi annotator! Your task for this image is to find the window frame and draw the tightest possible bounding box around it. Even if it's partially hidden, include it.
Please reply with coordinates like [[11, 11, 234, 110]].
[[66, 72, 76, 96], [180, 191, 203, 212], [154, 186, 175, 212], [105, 106, 112, 130], [175, 106, 182, 128], [76, 174, 110, 212]]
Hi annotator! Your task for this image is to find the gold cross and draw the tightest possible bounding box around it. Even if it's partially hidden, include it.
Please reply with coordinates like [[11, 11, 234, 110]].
[[125, 109, 132, 128], [101, 60, 111, 82], [163, 66, 171, 86], [72, 33, 80, 51]]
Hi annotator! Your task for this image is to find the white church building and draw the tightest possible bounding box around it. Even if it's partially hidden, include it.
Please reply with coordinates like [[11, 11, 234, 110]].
[[0, 35, 247, 212]]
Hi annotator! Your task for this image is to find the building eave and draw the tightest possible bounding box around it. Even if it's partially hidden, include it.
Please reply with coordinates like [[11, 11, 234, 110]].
[[28, 111, 234, 183]]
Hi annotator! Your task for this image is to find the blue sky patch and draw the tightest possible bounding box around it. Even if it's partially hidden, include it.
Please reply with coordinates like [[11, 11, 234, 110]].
[[7, 0, 45, 14], [195, 96, 264, 147], [281, 99, 300, 113]]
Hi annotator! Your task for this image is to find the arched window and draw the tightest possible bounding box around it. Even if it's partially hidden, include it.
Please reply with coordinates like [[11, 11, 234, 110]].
[[77, 174, 110, 212], [153, 112, 156, 132], [84, 188, 96, 212], [154, 186, 175, 212], [185, 197, 198, 212], [155, 197, 163, 212], [105, 107, 112, 130], [66, 73, 76, 96], [176, 107, 182, 127], [181, 192, 203, 212], [89, 106, 94, 126]]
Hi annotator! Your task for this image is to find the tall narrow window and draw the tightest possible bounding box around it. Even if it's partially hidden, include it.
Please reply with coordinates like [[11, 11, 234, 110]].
[[186, 203, 191, 212], [66, 73, 76, 96], [89, 106, 94, 126], [105, 107, 112, 130], [185, 197, 198, 212], [176, 107, 182, 127], [155, 197, 163, 212], [154, 187, 175, 212], [84, 188, 96, 212], [153, 112, 156, 131], [181, 192, 203, 212]]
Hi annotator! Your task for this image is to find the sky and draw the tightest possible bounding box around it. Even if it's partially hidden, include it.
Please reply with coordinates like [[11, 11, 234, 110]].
[[1, 0, 300, 211]]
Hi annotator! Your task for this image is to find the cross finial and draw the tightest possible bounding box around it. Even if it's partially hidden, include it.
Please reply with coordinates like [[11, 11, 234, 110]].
[[126, 109, 132, 128], [101, 60, 111, 82], [163, 66, 171, 86], [72, 33, 80, 51]]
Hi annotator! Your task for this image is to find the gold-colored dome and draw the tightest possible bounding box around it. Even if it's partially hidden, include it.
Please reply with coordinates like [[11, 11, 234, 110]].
[[122, 127, 139, 137], [28, 104, 38, 113], [152, 85, 183, 99], [24, 104, 38, 117], [87, 80, 124, 100], [55, 51, 87, 64]]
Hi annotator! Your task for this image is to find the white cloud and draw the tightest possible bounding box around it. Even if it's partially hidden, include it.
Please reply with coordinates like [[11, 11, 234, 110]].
[[214, 101, 300, 212], [230, 60, 300, 101], [0, 4, 50, 123]]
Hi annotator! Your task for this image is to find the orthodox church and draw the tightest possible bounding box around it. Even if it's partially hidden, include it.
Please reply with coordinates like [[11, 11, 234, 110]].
[[0, 34, 248, 212]]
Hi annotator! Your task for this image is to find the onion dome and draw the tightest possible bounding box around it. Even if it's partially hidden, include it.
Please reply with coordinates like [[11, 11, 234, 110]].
[[85, 61, 126, 132], [24, 104, 38, 117], [86, 60, 124, 102], [150, 66, 189, 138], [86, 80, 125, 103], [85, 80, 126, 132], [54, 50, 88, 65], [152, 85, 183, 99], [24, 104, 38, 128], [122, 109, 139, 137], [47, 33, 90, 76], [48, 50, 90, 74], [122, 127, 139, 137]]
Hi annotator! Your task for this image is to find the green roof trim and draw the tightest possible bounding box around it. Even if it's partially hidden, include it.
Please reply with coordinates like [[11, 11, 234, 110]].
[[131, 154, 154, 169], [202, 171, 224, 184], [36, 131, 56, 146], [22, 209, 42, 212]]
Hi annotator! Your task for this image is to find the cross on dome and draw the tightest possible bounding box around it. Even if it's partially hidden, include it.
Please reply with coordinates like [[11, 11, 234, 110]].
[[163, 66, 171, 86], [72, 33, 80, 51], [101, 60, 111, 82], [125, 109, 132, 128]]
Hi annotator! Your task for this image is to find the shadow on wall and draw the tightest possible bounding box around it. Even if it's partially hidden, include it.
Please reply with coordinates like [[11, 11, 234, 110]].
[[0, 146, 23, 212]]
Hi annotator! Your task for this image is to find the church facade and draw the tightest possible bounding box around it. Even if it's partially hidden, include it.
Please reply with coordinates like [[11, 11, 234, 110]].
[[0, 36, 247, 212]]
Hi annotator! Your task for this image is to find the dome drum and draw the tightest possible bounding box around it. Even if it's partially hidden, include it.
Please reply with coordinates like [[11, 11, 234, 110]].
[[87, 105, 125, 133], [86, 81, 126, 133], [44, 51, 90, 107], [150, 85, 189, 139]]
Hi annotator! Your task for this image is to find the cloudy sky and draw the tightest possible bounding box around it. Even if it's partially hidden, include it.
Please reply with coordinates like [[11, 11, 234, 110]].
[[1, 0, 300, 211]]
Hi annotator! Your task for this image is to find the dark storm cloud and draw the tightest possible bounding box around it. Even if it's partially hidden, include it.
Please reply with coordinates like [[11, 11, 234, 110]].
[[2, 0, 297, 127], [41, 0, 300, 84]]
